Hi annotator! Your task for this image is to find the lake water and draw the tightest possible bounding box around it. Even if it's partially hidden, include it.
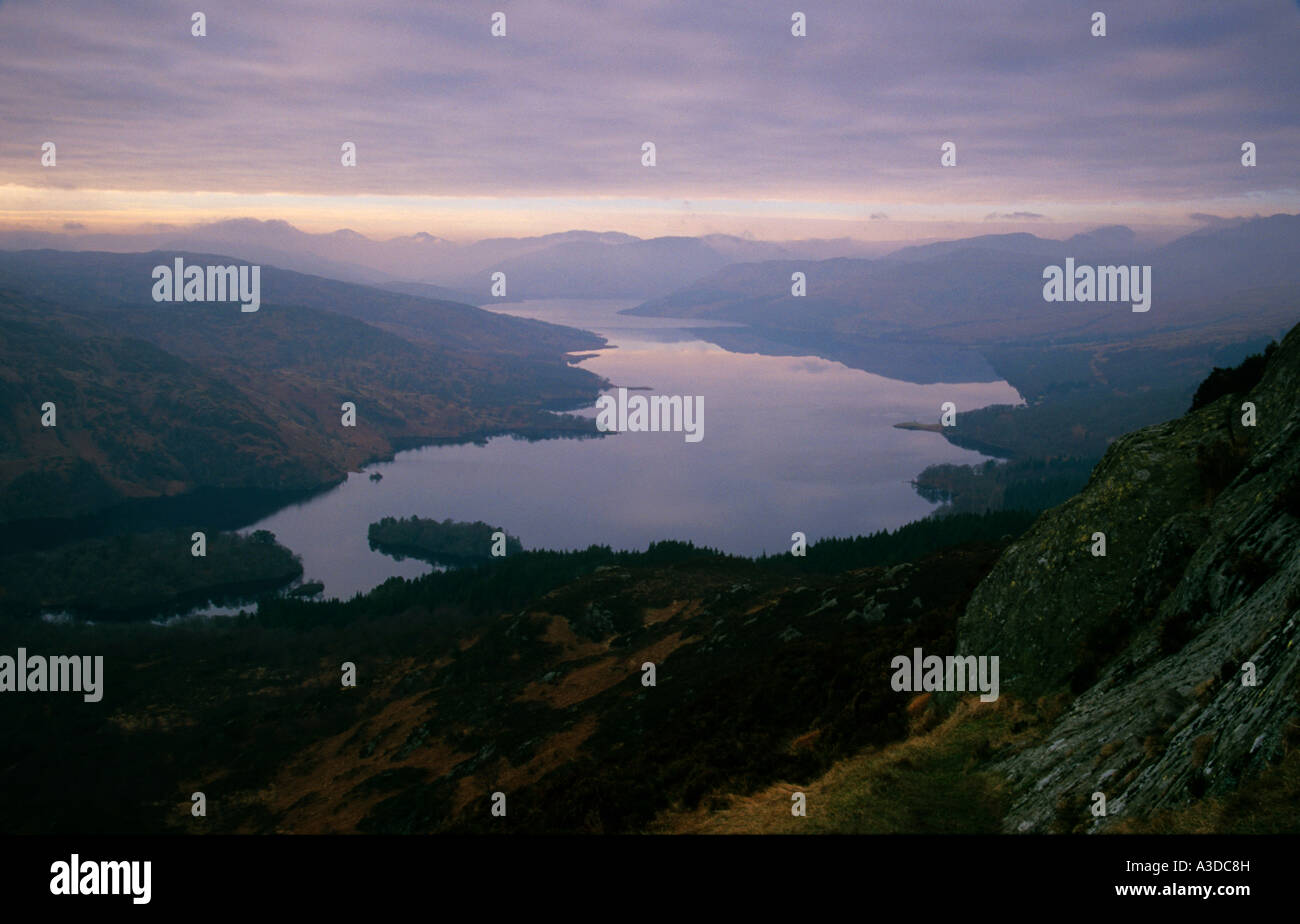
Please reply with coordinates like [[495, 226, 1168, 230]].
[[230, 299, 1022, 602]]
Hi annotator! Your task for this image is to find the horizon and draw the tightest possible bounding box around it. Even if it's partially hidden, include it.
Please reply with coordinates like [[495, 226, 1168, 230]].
[[2, 212, 1288, 253], [0, 204, 1280, 246]]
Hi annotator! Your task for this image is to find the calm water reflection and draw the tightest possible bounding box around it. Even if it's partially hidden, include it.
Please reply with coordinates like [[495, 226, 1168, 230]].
[[237, 300, 1022, 600]]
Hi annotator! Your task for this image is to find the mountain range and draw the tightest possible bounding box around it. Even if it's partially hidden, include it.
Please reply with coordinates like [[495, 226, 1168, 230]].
[[0, 221, 885, 301], [626, 214, 1300, 349]]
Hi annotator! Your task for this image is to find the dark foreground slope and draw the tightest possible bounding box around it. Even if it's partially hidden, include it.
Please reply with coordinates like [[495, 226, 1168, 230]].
[[0, 515, 1029, 834]]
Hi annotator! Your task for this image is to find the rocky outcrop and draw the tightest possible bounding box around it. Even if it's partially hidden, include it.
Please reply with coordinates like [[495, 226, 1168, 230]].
[[957, 322, 1300, 831]]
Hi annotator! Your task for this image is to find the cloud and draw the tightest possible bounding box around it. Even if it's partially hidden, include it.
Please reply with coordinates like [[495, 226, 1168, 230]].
[[0, 0, 1295, 217], [62, 221, 86, 231], [869, 213, 889, 221], [983, 212, 1047, 221]]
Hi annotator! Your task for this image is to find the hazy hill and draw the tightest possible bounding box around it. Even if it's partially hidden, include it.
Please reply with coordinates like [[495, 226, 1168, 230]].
[[883, 226, 1138, 264], [0, 221, 396, 288], [0, 220, 882, 301], [624, 217, 1300, 459], [626, 215, 1300, 347], [479, 236, 732, 299], [450, 233, 879, 300]]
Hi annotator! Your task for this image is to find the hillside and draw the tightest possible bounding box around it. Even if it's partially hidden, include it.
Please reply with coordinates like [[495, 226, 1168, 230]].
[[0, 251, 608, 523]]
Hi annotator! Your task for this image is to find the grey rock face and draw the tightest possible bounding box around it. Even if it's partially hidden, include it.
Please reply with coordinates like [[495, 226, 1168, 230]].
[[958, 323, 1300, 831]]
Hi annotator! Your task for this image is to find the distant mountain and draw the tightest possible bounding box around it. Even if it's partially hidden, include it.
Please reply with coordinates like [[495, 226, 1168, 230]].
[[0, 250, 607, 523], [622, 215, 1300, 400], [0, 221, 395, 287], [627, 215, 1300, 346], [481, 236, 730, 299], [884, 226, 1138, 263], [0, 220, 882, 301], [463, 233, 889, 300]]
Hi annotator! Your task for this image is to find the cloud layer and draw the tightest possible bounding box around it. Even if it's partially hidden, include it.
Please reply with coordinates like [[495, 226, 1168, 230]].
[[1, 0, 1297, 232]]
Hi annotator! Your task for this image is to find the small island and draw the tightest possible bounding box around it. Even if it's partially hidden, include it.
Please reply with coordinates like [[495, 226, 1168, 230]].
[[367, 516, 523, 565]]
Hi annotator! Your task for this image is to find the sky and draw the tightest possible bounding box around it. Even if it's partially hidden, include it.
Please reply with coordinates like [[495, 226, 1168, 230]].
[[1, 0, 1297, 241]]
